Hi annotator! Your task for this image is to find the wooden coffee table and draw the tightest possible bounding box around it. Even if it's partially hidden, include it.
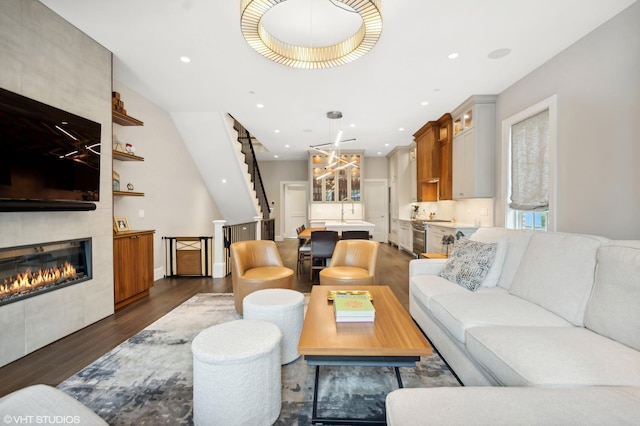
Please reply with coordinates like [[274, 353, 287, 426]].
[[298, 285, 432, 425]]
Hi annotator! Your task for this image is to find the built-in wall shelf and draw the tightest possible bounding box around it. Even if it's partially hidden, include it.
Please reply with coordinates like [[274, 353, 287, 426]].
[[113, 190, 145, 197], [113, 150, 144, 161], [112, 110, 143, 126]]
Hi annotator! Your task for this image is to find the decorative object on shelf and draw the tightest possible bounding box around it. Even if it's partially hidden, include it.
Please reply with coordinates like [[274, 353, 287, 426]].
[[113, 141, 125, 152], [113, 216, 130, 233], [112, 91, 126, 114], [127, 183, 134, 191], [125, 143, 135, 154], [113, 171, 120, 191], [240, 0, 382, 69]]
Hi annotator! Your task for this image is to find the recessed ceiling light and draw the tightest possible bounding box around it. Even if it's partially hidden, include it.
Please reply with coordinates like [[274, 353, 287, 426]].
[[180, 56, 191, 63], [448, 52, 459, 59], [377, 152, 383, 155], [284, 144, 290, 148], [421, 101, 429, 106], [274, 129, 280, 133], [274, 155, 279, 158], [398, 127, 405, 132], [350, 123, 356, 128], [488, 48, 512, 59], [384, 143, 389, 147], [222, 179, 227, 183], [256, 103, 264, 108]]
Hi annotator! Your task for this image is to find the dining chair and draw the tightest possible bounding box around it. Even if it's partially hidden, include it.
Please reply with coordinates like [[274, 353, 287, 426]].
[[309, 230, 339, 282], [340, 230, 370, 240], [296, 225, 311, 275]]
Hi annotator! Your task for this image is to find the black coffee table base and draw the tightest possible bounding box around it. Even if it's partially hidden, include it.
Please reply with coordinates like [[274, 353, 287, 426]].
[[305, 355, 420, 426]]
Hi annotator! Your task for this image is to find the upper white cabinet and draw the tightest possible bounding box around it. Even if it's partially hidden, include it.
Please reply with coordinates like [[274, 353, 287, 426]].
[[451, 95, 496, 199], [386, 145, 414, 218]]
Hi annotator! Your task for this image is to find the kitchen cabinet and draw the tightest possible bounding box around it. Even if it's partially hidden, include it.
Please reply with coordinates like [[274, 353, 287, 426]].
[[451, 95, 496, 199], [114, 230, 155, 309], [413, 121, 439, 202], [437, 113, 453, 200], [426, 224, 478, 255], [398, 220, 413, 252], [389, 218, 399, 246], [310, 150, 362, 202], [386, 146, 414, 243], [413, 113, 453, 201]]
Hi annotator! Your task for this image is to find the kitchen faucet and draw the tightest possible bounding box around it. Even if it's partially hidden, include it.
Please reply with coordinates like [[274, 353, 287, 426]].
[[341, 197, 354, 222]]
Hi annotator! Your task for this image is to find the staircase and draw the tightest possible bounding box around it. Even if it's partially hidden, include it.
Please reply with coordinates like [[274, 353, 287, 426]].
[[170, 111, 268, 225], [231, 117, 270, 220]]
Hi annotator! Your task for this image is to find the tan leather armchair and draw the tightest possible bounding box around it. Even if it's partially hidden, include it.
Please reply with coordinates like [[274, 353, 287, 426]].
[[230, 240, 294, 314], [319, 239, 380, 286]]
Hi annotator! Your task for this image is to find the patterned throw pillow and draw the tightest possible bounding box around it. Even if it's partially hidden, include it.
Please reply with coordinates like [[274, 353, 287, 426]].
[[438, 238, 498, 291]]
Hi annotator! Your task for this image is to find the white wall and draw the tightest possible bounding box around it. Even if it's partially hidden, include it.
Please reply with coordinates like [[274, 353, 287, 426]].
[[365, 156, 388, 179], [495, 2, 640, 239], [259, 160, 307, 237], [0, 0, 113, 366], [112, 82, 222, 277]]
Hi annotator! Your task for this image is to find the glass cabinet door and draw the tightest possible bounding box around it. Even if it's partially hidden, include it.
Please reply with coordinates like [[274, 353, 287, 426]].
[[309, 151, 362, 203]]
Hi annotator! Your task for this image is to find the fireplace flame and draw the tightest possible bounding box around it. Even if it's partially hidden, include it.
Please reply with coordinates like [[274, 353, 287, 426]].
[[1, 261, 77, 301]]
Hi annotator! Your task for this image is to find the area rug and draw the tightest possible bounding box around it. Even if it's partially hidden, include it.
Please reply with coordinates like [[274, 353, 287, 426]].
[[58, 293, 460, 425]]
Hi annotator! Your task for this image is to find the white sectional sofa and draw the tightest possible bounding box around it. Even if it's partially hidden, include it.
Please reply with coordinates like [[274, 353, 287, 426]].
[[387, 227, 640, 425], [0, 385, 107, 425]]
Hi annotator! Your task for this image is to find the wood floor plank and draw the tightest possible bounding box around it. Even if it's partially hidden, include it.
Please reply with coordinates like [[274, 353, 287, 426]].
[[0, 240, 415, 398]]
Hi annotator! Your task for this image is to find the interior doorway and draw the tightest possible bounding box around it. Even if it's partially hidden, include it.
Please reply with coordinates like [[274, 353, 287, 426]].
[[281, 181, 308, 240], [363, 179, 388, 242]]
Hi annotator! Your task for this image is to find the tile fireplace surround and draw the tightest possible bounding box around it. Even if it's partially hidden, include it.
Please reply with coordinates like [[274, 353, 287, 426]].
[[0, 238, 92, 307], [0, 0, 115, 367]]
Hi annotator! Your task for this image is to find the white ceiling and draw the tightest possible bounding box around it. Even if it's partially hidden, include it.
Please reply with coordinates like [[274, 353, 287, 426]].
[[41, 0, 636, 161]]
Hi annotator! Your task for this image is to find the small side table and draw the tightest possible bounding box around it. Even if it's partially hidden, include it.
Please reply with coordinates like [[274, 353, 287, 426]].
[[420, 253, 448, 259]]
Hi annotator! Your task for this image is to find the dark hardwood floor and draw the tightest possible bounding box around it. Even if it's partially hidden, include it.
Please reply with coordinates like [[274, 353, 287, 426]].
[[0, 239, 415, 398]]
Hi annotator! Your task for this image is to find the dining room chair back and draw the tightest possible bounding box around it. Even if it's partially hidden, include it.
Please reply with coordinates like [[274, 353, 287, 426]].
[[340, 230, 370, 240], [309, 230, 339, 281]]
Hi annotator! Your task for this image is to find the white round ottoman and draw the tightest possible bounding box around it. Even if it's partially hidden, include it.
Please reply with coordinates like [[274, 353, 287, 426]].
[[243, 288, 305, 365], [191, 319, 282, 426]]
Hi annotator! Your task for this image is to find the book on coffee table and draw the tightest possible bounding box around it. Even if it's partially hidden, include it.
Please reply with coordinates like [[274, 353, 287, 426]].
[[333, 294, 375, 322]]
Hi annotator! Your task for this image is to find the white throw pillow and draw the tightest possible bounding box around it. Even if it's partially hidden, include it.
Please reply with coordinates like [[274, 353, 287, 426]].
[[437, 239, 498, 291], [469, 235, 508, 288]]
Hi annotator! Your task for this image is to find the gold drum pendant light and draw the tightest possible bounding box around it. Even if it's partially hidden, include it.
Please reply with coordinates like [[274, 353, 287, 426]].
[[240, 0, 382, 69]]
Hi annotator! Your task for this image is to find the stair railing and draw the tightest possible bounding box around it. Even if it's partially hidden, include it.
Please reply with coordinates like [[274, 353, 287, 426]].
[[231, 116, 270, 220]]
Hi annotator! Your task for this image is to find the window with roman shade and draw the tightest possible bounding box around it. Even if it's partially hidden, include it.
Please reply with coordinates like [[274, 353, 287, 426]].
[[502, 95, 557, 232], [510, 109, 550, 211]]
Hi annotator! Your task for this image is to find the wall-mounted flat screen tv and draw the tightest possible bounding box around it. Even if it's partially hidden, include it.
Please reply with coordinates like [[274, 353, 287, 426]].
[[0, 87, 101, 208]]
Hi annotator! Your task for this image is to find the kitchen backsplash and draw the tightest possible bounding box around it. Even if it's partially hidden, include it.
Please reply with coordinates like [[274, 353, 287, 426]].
[[409, 198, 494, 227]]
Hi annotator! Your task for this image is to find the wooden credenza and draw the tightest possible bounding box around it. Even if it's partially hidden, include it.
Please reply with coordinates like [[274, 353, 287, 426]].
[[114, 230, 155, 310]]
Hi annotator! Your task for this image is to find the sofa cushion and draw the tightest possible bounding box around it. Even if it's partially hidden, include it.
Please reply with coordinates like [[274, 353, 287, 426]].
[[0, 385, 107, 425], [386, 386, 640, 426], [469, 233, 507, 288], [429, 292, 571, 344], [508, 232, 607, 326], [410, 274, 471, 310], [465, 326, 640, 386], [437, 239, 498, 291], [585, 241, 640, 351], [469, 227, 535, 290]]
